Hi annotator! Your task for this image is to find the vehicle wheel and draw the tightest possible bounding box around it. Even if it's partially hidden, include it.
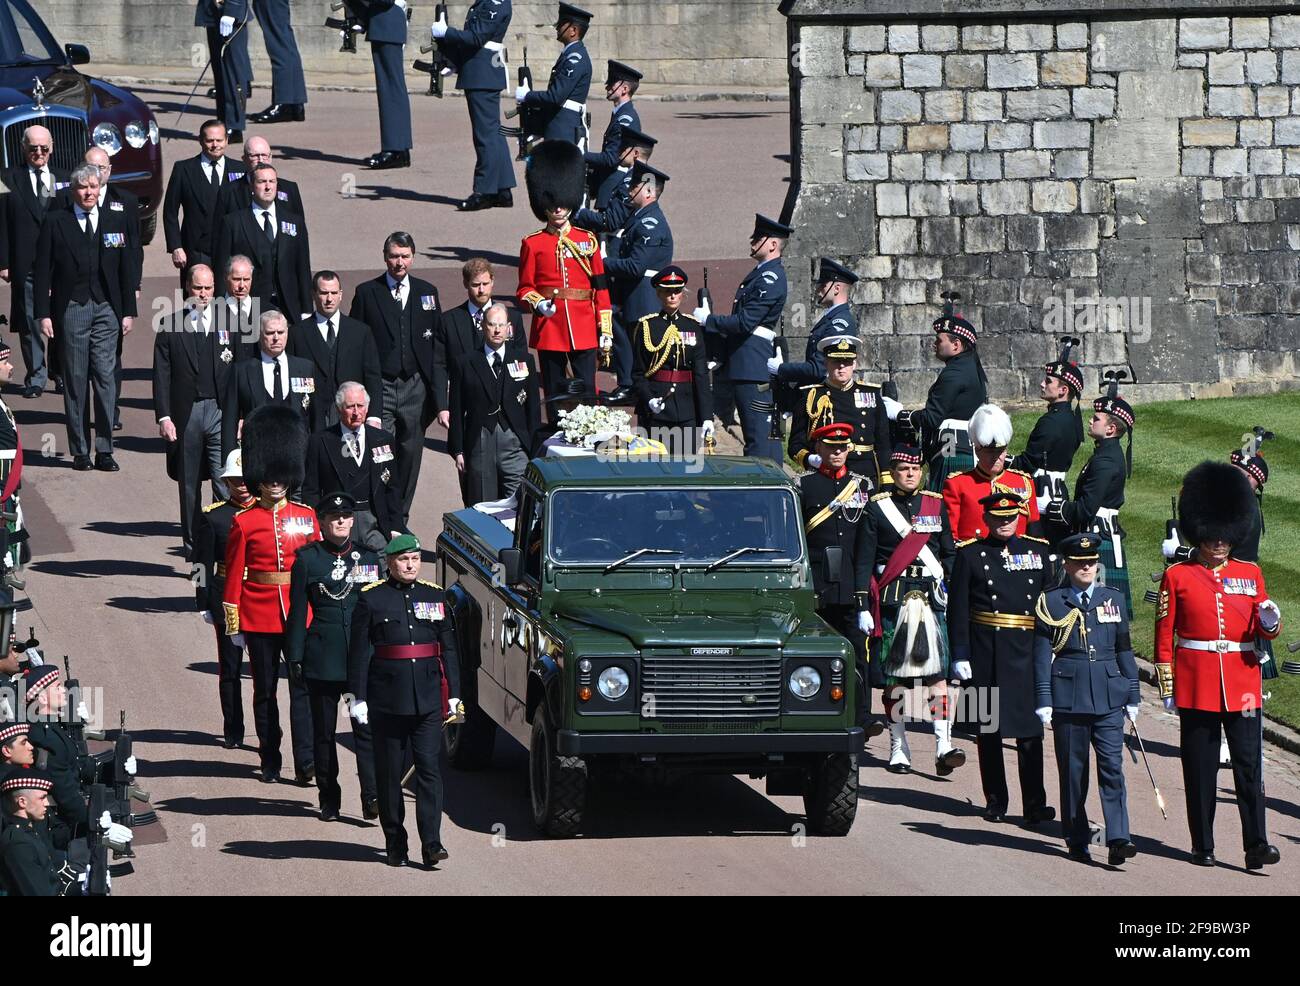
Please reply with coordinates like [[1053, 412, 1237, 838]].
[[803, 754, 858, 836], [529, 713, 586, 837], [446, 698, 496, 769], [141, 213, 157, 246]]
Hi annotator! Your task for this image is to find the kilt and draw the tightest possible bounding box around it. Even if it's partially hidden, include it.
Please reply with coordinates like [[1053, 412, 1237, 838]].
[[926, 421, 974, 493], [870, 606, 951, 688]]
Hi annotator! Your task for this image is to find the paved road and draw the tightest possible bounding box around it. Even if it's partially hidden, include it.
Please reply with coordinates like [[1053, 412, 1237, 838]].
[[6, 86, 1300, 895]]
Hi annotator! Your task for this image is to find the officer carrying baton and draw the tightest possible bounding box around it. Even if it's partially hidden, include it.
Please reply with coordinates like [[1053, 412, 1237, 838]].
[[1126, 718, 1167, 821]]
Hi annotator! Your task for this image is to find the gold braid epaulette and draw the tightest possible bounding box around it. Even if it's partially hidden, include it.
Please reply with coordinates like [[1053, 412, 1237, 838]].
[[1156, 662, 1174, 699], [641, 315, 683, 378], [1034, 592, 1085, 655]]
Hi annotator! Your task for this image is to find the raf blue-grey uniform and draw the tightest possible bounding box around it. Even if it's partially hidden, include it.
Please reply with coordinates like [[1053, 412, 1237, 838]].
[[586, 104, 638, 196], [252, 0, 308, 106], [195, 0, 250, 133], [776, 302, 856, 389], [524, 40, 592, 146], [705, 259, 787, 462], [444, 0, 516, 196], [366, 0, 413, 152], [595, 165, 631, 211], [1034, 581, 1139, 850]]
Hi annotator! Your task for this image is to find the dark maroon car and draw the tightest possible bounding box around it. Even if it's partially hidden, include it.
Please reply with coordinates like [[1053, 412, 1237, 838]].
[[0, 0, 162, 241]]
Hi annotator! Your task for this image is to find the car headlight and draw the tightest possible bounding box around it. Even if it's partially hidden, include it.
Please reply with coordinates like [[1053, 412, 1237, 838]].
[[148, 119, 159, 145], [92, 123, 122, 155], [597, 666, 629, 700], [788, 666, 822, 699], [125, 120, 148, 149]]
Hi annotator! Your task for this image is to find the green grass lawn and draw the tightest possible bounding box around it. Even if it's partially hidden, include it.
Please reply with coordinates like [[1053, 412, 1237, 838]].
[[1012, 393, 1300, 730]]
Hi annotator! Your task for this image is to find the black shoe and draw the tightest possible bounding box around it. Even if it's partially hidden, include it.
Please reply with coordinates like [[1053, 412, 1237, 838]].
[[422, 845, 450, 867], [983, 803, 1008, 823], [935, 748, 966, 777], [863, 720, 886, 739], [22, 385, 40, 399], [113, 419, 123, 431], [53, 378, 64, 395], [94, 453, 120, 472], [206, 86, 217, 99], [1025, 805, 1056, 826], [249, 103, 305, 124], [1067, 845, 1091, 863], [1245, 842, 1280, 870], [1107, 839, 1138, 866], [320, 805, 340, 822], [602, 386, 634, 405], [885, 761, 910, 775], [227, 129, 243, 144], [1190, 850, 1217, 867], [295, 766, 316, 786], [362, 798, 380, 820], [385, 849, 409, 867], [72, 455, 93, 472], [457, 192, 495, 212], [261, 769, 281, 784], [367, 150, 410, 170], [221, 737, 241, 750], [494, 190, 513, 208]]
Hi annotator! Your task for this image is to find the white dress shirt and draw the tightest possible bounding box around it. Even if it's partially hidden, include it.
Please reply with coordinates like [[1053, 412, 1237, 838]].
[[29, 166, 51, 198], [341, 423, 366, 465], [260, 350, 289, 399], [386, 273, 408, 308], [316, 312, 338, 345], [202, 156, 224, 185], [254, 202, 277, 236], [75, 205, 99, 235]]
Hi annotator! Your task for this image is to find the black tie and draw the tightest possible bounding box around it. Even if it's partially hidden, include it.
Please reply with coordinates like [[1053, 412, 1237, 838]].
[[491, 352, 502, 378], [209, 161, 221, 189], [84, 212, 95, 241], [272, 359, 282, 400], [326, 318, 337, 350], [37, 171, 49, 204], [262, 210, 275, 242], [1080, 590, 1091, 610]]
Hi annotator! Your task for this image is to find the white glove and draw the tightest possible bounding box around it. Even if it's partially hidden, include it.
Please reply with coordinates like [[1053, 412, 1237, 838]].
[[534, 299, 556, 317], [1125, 705, 1139, 723], [648, 397, 665, 414], [430, 18, 448, 39], [230, 633, 245, 649], [766, 356, 782, 375], [953, 660, 972, 681], [1163, 696, 1176, 711], [857, 610, 874, 635], [1258, 599, 1281, 632], [700, 420, 715, 441], [1036, 490, 1051, 513], [445, 698, 466, 724], [692, 306, 709, 323], [1035, 706, 1053, 726], [599, 333, 613, 351], [706, 360, 719, 372], [515, 84, 530, 103], [24, 648, 42, 667], [1161, 534, 1181, 560], [882, 395, 902, 421], [806, 453, 823, 470], [78, 868, 89, 893], [201, 610, 214, 625], [349, 699, 369, 725], [76, 701, 89, 723], [123, 755, 137, 776], [219, 15, 235, 36], [106, 822, 134, 844]]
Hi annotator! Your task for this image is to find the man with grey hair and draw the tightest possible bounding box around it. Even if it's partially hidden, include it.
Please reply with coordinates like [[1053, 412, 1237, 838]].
[[33, 164, 137, 472], [219, 253, 259, 345], [302, 382, 404, 551], [222, 309, 316, 458], [1, 124, 67, 398]]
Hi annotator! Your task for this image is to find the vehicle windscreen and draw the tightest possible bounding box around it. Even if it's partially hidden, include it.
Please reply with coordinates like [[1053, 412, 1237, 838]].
[[0, 1, 63, 65], [547, 487, 802, 565]]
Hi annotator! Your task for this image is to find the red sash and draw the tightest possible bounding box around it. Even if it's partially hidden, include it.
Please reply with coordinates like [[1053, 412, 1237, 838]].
[[1, 428, 21, 505], [867, 494, 941, 638]]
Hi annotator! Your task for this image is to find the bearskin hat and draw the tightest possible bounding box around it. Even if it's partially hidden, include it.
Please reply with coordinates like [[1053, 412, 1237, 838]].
[[1178, 460, 1256, 549], [242, 403, 306, 491], [526, 140, 585, 222]]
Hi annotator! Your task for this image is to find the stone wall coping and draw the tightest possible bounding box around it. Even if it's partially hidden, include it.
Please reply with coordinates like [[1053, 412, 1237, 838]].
[[781, 0, 1298, 21]]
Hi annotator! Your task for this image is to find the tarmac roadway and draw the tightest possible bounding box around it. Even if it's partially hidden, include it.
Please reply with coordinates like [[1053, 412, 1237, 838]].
[[9, 84, 1300, 895]]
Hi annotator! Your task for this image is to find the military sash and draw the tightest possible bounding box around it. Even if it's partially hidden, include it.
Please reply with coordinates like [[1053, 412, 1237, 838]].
[[805, 477, 862, 534], [868, 494, 944, 638]]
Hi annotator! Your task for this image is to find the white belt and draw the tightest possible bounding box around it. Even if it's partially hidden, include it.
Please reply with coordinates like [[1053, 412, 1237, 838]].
[[1176, 636, 1254, 654], [938, 419, 969, 433], [752, 326, 776, 342], [1034, 469, 1067, 483], [1094, 506, 1123, 566], [484, 41, 503, 51], [0, 450, 15, 460], [643, 269, 658, 278], [563, 99, 586, 114]]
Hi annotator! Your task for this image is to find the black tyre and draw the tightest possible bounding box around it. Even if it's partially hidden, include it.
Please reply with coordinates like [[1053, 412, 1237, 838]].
[[529, 712, 587, 837], [446, 699, 497, 769], [804, 754, 858, 836]]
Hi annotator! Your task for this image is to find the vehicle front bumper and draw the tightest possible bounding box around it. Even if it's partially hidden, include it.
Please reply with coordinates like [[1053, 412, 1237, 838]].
[[557, 727, 864, 756]]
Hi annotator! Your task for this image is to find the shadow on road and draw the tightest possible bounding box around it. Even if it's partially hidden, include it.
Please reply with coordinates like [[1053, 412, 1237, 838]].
[[31, 558, 179, 579], [84, 520, 183, 540], [106, 594, 194, 614], [144, 759, 266, 782], [902, 820, 1060, 855], [162, 795, 317, 819], [220, 838, 384, 863], [132, 727, 232, 748]]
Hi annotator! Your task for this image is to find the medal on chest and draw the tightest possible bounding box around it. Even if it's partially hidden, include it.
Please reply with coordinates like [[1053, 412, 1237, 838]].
[[1097, 598, 1122, 623], [413, 600, 445, 621], [854, 390, 876, 409], [1223, 577, 1257, 596], [1002, 549, 1042, 572]]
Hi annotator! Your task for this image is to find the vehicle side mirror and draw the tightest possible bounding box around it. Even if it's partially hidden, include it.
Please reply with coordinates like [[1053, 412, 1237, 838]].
[[822, 546, 843, 583], [498, 547, 522, 585], [66, 44, 91, 66]]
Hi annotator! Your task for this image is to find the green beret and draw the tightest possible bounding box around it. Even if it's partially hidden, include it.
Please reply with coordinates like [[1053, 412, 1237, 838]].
[[385, 533, 421, 556]]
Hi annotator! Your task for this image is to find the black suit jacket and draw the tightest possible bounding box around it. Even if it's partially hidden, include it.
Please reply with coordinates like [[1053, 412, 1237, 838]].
[[302, 423, 405, 537], [222, 352, 317, 457], [210, 174, 305, 255], [163, 153, 231, 263], [348, 275, 439, 390], [0, 165, 68, 278], [431, 300, 527, 414], [212, 206, 312, 321], [447, 349, 540, 461], [33, 206, 138, 323], [153, 308, 250, 480], [53, 186, 144, 291], [287, 313, 385, 424]]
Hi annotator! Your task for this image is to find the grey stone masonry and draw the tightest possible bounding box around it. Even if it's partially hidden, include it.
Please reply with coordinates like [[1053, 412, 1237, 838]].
[[783, 0, 1300, 401]]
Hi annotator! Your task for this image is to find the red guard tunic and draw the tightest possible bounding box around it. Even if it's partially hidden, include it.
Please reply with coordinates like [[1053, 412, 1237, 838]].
[[942, 466, 1038, 541], [1154, 558, 1280, 713], [517, 223, 613, 352], [222, 498, 320, 635]]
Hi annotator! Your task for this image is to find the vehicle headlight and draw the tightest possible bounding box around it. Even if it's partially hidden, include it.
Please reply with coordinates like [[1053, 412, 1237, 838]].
[[125, 120, 148, 149], [148, 119, 159, 145], [92, 123, 122, 155], [597, 666, 629, 700], [788, 666, 822, 699]]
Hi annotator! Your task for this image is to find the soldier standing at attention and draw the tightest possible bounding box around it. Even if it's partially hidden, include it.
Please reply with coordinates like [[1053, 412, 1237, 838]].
[[1155, 461, 1282, 871], [195, 1, 251, 143], [248, 0, 309, 124], [584, 61, 642, 201], [348, 534, 465, 868], [286, 492, 383, 822], [1034, 533, 1139, 867], [0, 769, 59, 897], [948, 490, 1054, 826], [1010, 338, 1084, 533], [882, 293, 988, 491], [359, 0, 413, 170], [515, 3, 593, 148], [773, 258, 859, 391], [942, 404, 1038, 542]]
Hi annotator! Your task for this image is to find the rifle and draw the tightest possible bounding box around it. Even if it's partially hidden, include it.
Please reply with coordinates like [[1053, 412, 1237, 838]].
[[323, 0, 364, 53], [85, 784, 111, 893], [1144, 495, 1181, 604], [502, 49, 542, 159], [748, 318, 789, 443], [697, 267, 712, 314], [414, 2, 452, 97]]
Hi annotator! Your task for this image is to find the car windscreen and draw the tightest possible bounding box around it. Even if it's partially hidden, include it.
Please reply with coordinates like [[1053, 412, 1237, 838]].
[[547, 486, 803, 565], [0, 0, 64, 65]]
